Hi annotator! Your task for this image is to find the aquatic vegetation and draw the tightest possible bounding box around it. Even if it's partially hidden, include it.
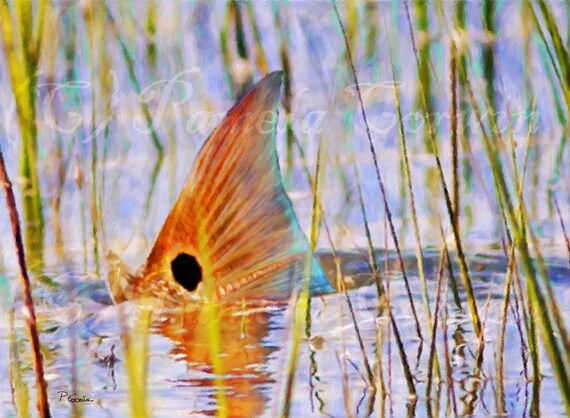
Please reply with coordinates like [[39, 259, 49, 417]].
[[0, 1, 569, 417]]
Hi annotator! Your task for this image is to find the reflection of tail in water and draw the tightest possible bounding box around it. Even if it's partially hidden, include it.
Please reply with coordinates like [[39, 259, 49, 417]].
[[157, 302, 279, 417], [108, 71, 333, 306], [103, 71, 335, 418]]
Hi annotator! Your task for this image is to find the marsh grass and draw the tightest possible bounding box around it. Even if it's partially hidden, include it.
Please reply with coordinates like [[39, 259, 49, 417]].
[[281, 139, 324, 417], [119, 303, 151, 418], [0, 146, 49, 415], [106, 3, 164, 155], [405, 1, 482, 338], [459, 49, 570, 414], [1, 1, 570, 417], [554, 196, 570, 271], [0, 0, 47, 270], [334, 1, 423, 344]]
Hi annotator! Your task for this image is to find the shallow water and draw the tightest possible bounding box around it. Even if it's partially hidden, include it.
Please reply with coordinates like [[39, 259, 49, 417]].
[[0, 1, 569, 417], [1, 250, 569, 417]]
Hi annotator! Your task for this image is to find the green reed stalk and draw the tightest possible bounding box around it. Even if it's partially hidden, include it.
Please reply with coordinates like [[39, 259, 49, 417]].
[[42, 4, 67, 261], [412, 0, 434, 153], [537, 42, 568, 210], [496, 244, 516, 416], [220, 1, 252, 98], [96, 4, 114, 244], [454, 0, 474, 227], [0, 146, 49, 417], [388, 46, 431, 321], [50, 5, 79, 259], [9, 310, 31, 418], [440, 279, 457, 417], [554, 197, 570, 272], [244, 2, 268, 74], [482, 0, 497, 117], [526, 1, 570, 214], [332, 2, 417, 398], [145, 1, 157, 69], [2, 278, 30, 418], [567, 2, 570, 49], [143, 157, 164, 221], [333, 1, 423, 342], [526, 1, 570, 110], [446, 41, 466, 310], [504, 105, 537, 386], [425, 245, 446, 400], [272, 2, 295, 186], [495, 78, 543, 414], [363, 1, 378, 64], [0, 0, 47, 270], [220, 5, 233, 97], [459, 59, 570, 415], [510, 264, 530, 381], [506, 25, 543, 388], [441, 230, 462, 311], [404, 2, 482, 337], [291, 129, 376, 390], [462, 294, 491, 416], [375, 317, 387, 417], [281, 141, 325, 417], [388, 42, 441, 379], [349, 151, 381, 295], [105, 3, 163, 154], [525, 213, 570, 359], [345, 0, 358, 55], [450, 42, 460, 225], [230, 0, 247, 60], [534, 0, 570, 89], [84, 4, 101, 275], [120, 304, 152, 418], [74, 162, 88, 270], [516, 245, 541, 414]]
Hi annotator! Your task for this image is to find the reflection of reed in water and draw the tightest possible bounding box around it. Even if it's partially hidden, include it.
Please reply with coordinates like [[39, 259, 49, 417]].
[[156, 301, 279, 417]]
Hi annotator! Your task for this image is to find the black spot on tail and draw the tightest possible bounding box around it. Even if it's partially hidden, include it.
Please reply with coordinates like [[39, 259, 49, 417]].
[[171, 253, 202, 292]]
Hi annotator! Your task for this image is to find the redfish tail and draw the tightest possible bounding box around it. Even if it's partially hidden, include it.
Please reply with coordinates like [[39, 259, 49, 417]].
[[137, 71, 333, 301]]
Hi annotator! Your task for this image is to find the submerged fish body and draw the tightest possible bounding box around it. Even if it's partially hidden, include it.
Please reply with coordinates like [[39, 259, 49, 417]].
[[108, 71, 334, 304]]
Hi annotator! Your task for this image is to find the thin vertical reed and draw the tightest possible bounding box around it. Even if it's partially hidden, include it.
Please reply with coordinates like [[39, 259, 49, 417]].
[[425, 245, 446, 399], [281, 141, 325, 417], [244, 2, 268, 74], [333, 0, 423, 342], [454, 0, 474, 226], [496, 244, 516, 416], [9, 309, 31, 418], [413, 0, 434, 152], [440, 278, 457, 417], [554, 196, 570, 272], [459, 58, 570, 414], [286, 116, 376, 393], [482, 0, 497, 123], [388, 45, 431, 322], [120, 304, 151, 418], [0, 146, 49, 417], [405, 1, 482, 337], [272, 2, 295, 184], [145, 1, 157, 69], [84, 3, 101, 275], [105, 3, 164, 154], [0, 0, 47, 269], [450, 42, 460, 224]]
